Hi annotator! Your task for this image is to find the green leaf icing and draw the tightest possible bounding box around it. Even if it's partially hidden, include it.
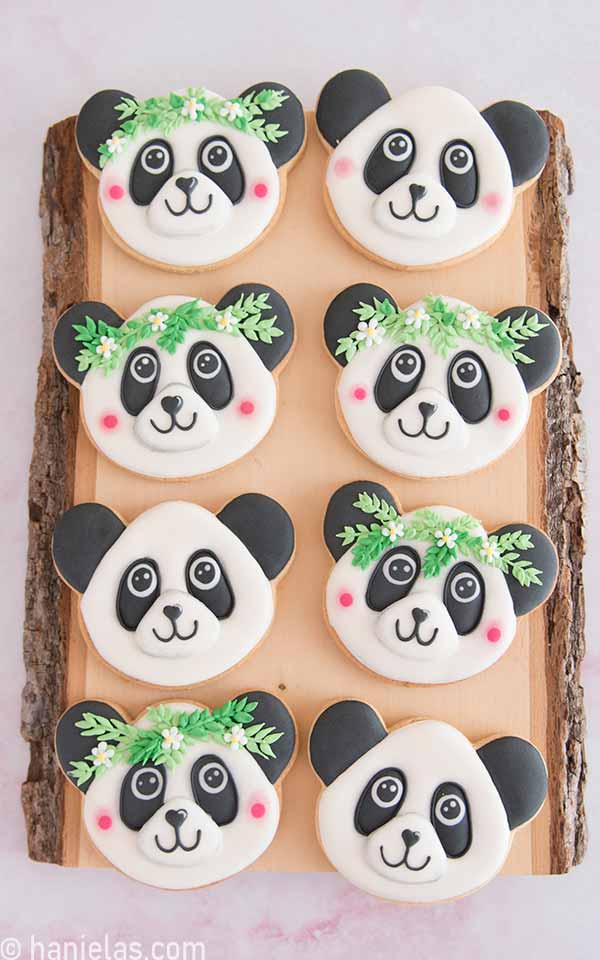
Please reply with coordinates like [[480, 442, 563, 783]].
[[335, 295, 547, 365], [98, 87, 289, 167], [337, 492, 543, 587], [68, 696, 285, 786], [74, 293, 282, 375]]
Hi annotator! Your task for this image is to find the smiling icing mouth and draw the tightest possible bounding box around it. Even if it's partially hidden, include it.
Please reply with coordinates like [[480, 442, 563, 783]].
[[388, 200, 440, 224], [165, 194, 213, 217]]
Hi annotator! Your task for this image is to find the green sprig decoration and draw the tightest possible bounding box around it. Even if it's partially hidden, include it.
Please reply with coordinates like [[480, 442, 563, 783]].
[[335, 294, 547, 365], [68, 696, 285, 787], [98, 87, 288, 167], [73, 293, 282, 375], [337, 492, 543, 587]]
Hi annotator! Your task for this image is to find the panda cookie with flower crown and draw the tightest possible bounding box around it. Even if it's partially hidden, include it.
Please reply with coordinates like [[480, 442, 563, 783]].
[[324, 285, 561, 479], [76, 83, 305, 271], [53, 285, 294, 479], [324, 481, 557, 684], [56, 691, 296, 889]]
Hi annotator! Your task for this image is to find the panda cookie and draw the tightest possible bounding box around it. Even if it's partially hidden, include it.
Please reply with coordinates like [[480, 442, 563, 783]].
[[324, 285, 561, 478], [53, 286, 294, 480], [324, 482, 557, 685], [56, 691, 296, 890], [76, 84, 305, 271], [309, 700, 547, 903], [316, 70, 549, 269], [52, 497, 294, 687]]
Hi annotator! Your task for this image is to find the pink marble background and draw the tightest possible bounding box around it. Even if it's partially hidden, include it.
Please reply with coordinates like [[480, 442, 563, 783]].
[[1, 1, 598, 956]]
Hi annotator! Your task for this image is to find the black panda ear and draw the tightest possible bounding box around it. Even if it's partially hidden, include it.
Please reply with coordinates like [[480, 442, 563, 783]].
[[324, 481, 399, 562], [477, 736, 547, 829], [236, 691, 296, 784], [56, 700, 127, 794], [310, 700, 387, 786], [324, 283, 397, 366], [215, 284, 294, 372], [495, 307, 561, 393], [316, 69, 391, 148], [218, 493, 294, 580], [481, 101, 549, 187], [238, 82, 305, 168], [76, 89, 136, 171], [489, 523, 558, 617], [54, 302, 124, 386], [53, 503, 126, 594]]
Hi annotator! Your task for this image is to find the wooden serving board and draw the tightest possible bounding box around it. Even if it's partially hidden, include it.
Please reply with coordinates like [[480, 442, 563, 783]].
[[21, 110, 586, 875]]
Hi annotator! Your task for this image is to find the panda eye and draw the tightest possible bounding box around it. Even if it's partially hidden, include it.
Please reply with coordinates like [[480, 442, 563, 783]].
[[185, 549, 234, 619], [117, 558, 161, 631], [443, 562, 485, 635], [447, 351, 491, 424], [364, 129, 415, 194], [187, 341, 233, 410], [375, 346, 425, 413], [431, 782, 471, 857], [130, 139, 174, 205], [198, 136, 244, 204], [354, 767, 406, 835], [191, 754, 238, 826], [366, 547, 421, 612], [121, 347, 161, 416], [120, 763, 167, 831], [440, 139, 478, 208]]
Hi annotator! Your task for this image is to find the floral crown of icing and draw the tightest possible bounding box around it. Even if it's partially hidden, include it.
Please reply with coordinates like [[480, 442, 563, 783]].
[[98, 87, 289, 167], [73, 293, 282, 375], [68, 697, 285, 787], [335, 294, 548, 365], [337, 492, 543, 585]]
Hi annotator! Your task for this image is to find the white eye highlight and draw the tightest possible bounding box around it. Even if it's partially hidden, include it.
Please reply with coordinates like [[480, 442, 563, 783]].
[[434, 792, 467, 825]]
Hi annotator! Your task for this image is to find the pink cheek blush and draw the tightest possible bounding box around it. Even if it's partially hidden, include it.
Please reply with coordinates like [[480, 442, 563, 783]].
[[334, 156, 355, 178], [101, 413, 119, 430], [239, 400, 255, 416], [253, 181, 269, 199], [106, 183, 125, 201], [339, 591, 353, 608], [250, 801, 266, 819], [352, 386, 367, 402], [482, 191, 502, 212], [486, 626, 502, 644], [496, 407, 511, 423], [96, 813, 113, 831]]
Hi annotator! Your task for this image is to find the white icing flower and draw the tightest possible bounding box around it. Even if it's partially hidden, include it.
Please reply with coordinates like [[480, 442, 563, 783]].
[[480, 540, 501, 564], [161, 726, 184, 751], [220, 100, 245, 123], [224, 725, 248, 751], [150, 311, 168, 333], [215, 309, 239, 333], [106, 133, 127, 155], [356, 317, 384, 347], [382, 521, 405, 543], [181, 97, 205, 121], [405, 307, 429, 329], [458, 307, 482, 330], [96, 336, 117, 358], [436, 527, 458, 550], [91, 742, 115, 768]]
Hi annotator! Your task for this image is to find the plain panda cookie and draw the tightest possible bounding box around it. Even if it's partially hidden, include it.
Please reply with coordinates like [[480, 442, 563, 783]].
[[52, 497, 294, 687], [323, 481, 557, 685], [316, 70, 549, 269], [76, 83, 305, 271], [309, 700, 547, 903], [56, 691, 296, 890], [324, 285, 561, 479], [53, 286, 294, 480]]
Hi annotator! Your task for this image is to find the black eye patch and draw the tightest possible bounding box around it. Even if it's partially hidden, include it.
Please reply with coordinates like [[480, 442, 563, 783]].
[[191, 754, 238, 826], [443, 562, 485, 635], [447, 351, 491, 423], [185, 549, 234, 619], [366, 546, 421, 612], [440, 140, 478, 208], [120, 763, 167, 831], [364, 129, 415, 194], [431, 781, 471, 857], [354, 767, 406, 835], [121, 347, 161, 416], [187, 341, 233, 410], [198, 136, 244, 204], [130, 139, 174, 205], [375, 345, 425, 413], [117, 558, 161, 630]]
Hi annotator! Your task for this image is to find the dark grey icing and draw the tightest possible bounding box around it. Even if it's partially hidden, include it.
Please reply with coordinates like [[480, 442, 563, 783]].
[[310, 700, 387, 786], [375, 344, 425, 413], [447, 351, 492, 424], [217, 494, 294, 581], [197, 135, 245, 204], [76, 89, 135, 169], [495, 307, 560, 392], [238, 82, 305, 168], [364, 129, 416, 194], [187, 341, 233, 410], [481, 100, 549, 187], [237, 690, 296, 784], [191, 755, 238, 825], [185, 549, 234, 619], [120, 347, 161, 415], [130, 139, 174, 205], [430, 782, 472, 857], [55, 700, 127, 794], [354, 767, 406, 835], [439, 140, 479, 208], [316, 69, 391, 148], [324, 480, 398, 561], [491, 523, 557, 616], [120, 763, 167, 830], [53, 503, 125, 593], [477, 736, 547, 829], [324, 283, 397, 367], [366, 546, 421, 612], [54, 302, 123, 385], [117, 557, 161, 630], [215, 283, 294, 372], [443, 562, 485, 635]]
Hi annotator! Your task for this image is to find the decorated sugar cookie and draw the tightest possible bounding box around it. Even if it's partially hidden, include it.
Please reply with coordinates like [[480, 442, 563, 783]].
[[76, 84, 305, 270], [310, 701, 547, 903], [54, 286, 294, 479], [52, 497, 294, 686], [56, 691, 296, 889], [316, 70, 549, 268], [324, 285, 561, 478], [324, 482, 557, 684]]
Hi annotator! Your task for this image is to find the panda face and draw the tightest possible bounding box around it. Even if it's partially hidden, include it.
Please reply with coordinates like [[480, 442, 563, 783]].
[[53, 287, 294, 479], [76, 85, 305, 269], [52, 498, 295, 687], [316, 72, 549, 268]]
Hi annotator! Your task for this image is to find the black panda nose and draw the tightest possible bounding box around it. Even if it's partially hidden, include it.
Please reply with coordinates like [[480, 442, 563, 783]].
[[412, 607, 429, 624], [409, 183, 427, 203], [402, 829, 420, 848], [175, 176, 198, 196], [418, 401, 437, 422], [163, 604, 182, 624], [161, 395, 183, 416], [165, 808, 188, 829]]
